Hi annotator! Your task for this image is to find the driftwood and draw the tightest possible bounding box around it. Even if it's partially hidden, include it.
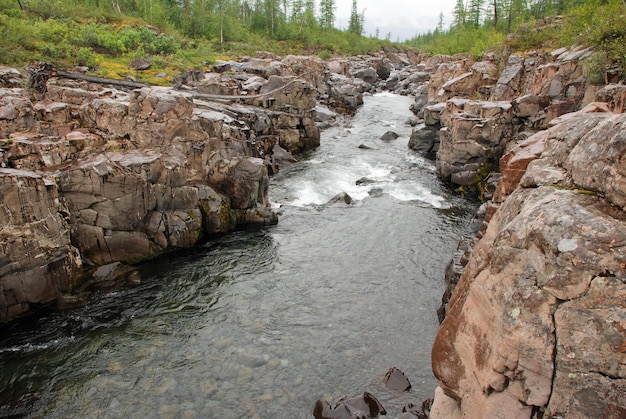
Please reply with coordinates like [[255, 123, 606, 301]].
[[26, 63, 148, 94], [26, 62, 306, 103], [55, 70, 148, 89]]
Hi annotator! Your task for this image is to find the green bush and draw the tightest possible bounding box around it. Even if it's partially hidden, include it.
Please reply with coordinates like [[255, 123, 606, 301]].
[[586, 2, 626, 79], [76, 47, 97, 67]]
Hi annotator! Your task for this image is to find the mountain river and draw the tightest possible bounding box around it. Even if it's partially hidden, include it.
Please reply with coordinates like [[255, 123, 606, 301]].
[[0, 93, 478, 418]]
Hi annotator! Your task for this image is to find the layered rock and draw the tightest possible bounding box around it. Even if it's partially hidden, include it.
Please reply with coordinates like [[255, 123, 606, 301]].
[[407, 46, 607, 192], [0, 169, 82, 320], [0, 59, 322, 322], [436, 99, 513, 186], [431, 106, 626, 418]]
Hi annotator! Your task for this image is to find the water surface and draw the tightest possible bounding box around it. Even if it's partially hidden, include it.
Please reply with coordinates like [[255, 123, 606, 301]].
[[0, 93, 477, 418]]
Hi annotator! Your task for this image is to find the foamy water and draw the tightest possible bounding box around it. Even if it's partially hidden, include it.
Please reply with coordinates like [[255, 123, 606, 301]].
[[0, 93, 477, 418], [274, 94, 448, 209]]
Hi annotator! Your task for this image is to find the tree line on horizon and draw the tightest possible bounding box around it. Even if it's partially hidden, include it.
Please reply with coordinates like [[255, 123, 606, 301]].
[[1, 0, 624, 80], [408, 0, 626, 64], [1, 0, 381, 67], [7, 0, 367, 41]]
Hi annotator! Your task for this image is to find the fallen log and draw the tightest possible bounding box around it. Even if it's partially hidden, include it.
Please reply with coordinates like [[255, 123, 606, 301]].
[[26, 63, 149, 94], [55, 70, 148, 89]]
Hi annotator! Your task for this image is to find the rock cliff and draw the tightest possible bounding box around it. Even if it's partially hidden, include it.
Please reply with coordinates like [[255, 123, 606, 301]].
[[0, 58, 326, 322], [409, 46, 603, 189], [417, 47, 626, 417]]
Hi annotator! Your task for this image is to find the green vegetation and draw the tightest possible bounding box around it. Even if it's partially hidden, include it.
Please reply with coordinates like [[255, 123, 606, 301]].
[[470, 161, 494, 202], [1, 0, 624, 83], [0, 0, 397, 83], [406, 0, 626, 79]]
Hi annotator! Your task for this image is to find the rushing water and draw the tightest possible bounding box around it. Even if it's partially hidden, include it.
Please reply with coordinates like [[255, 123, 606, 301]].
[[0, 93, 477, 418]]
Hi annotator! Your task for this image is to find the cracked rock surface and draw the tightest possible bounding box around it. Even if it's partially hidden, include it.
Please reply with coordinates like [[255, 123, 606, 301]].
[[431, 105, 626, 418]]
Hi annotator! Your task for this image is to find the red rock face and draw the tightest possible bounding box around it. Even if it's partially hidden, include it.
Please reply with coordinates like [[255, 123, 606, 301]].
[[431, 103, 626, 418], [495, 128, 549, 202]]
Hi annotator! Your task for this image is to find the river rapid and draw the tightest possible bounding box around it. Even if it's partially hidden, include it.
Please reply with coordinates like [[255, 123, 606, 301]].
[[0, 93, 478, 418]]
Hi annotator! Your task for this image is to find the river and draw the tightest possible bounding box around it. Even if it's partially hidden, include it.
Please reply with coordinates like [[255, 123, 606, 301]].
[[0, 93, 477, 418]]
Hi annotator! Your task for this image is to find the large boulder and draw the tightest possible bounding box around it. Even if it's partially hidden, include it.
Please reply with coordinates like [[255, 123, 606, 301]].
[[408, 124, 439, 155], [354, 66, 379, 85]]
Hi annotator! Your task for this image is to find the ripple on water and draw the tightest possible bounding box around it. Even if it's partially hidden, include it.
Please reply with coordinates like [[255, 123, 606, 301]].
[[0, 93, 479, 418]]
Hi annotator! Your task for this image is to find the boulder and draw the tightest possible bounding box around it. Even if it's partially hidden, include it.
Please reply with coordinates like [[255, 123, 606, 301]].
[[314, 104, 338, 125], [380, 130, 399, 141], [408, 124, 439, 155], [409, 83, 429, 117], [383, 367, 412, 392], [328, 60, 350, 76], [326, 192, 353, 205], [354, 66, 379, 85], [129, 58, 152, 71], [372, 58, 392, 80]]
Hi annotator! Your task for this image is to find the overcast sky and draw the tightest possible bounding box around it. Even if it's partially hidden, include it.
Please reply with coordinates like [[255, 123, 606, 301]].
[[333, 0, 457, 41]]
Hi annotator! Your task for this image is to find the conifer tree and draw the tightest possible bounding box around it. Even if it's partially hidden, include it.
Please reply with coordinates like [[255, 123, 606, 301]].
[[452, 0, 466, 28], [319, 0, 335, 30], [348, 0, 364, 35]]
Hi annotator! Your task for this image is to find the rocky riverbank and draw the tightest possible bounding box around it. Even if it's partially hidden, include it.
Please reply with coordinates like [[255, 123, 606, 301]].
[[0, 50, 424, 323], [1, 45, 625, 418], [1, 57, 327, 321], [406, 48, 626, 417]]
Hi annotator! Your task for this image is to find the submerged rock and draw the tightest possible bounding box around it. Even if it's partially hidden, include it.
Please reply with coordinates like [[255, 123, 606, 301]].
[[326, 192, 353, 206], [380, 131, 399, 141]]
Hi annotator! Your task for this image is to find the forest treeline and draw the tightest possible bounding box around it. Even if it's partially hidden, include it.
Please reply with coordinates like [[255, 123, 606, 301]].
[[409, 0, 626, 80], [0, 0, 381, 73], [1, 0, 624, 82]]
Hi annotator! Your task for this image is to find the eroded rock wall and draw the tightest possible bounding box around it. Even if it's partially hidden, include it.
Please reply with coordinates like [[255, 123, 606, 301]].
[[410, 47, 604, 189], [431, 106, 626, 418], [0, 59, 323, 322]]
